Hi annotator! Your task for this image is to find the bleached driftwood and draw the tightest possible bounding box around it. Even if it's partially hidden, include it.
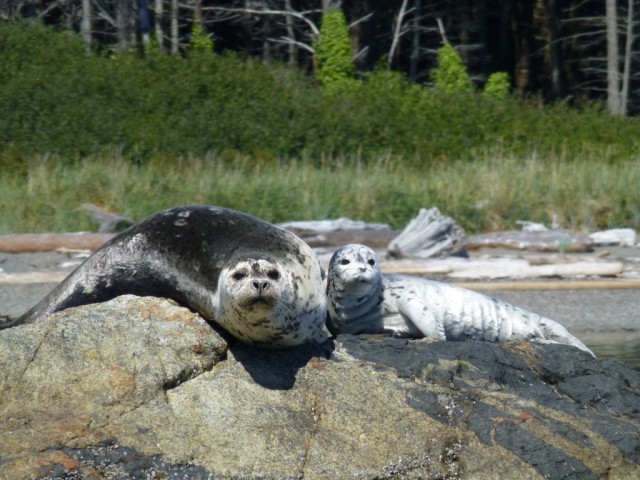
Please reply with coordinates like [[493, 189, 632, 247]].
[[465, 230, 593, 252], [387, 207, 466, 259], [81, 203, 134, 233], [447, 260, 624, 279], [515, 220, 548, 232], [0, 272, 68, 284], [280, 218, 395, 248], [589, 228, 637, 246], [278, 218, 390, 233], [381, 257, 624, 280], [515, 214, 560, 232], [0, 233, 114, 253], [297, 230, 399, 249]]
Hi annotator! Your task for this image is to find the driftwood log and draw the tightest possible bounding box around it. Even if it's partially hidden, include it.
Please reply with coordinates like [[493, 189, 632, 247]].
[[589, 228, 637, 246], [81, 203, 134, 233], [465, 230, 594, 252], [387, 207, 466, 259], [280, 218, 396, 249], [381, 258, 625, 280], [0, 233, 114, 253]]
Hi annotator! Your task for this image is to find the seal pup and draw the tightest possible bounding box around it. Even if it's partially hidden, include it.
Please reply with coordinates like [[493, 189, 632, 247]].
[[13, 206, 328, 349], [326, 244, 594, 356]]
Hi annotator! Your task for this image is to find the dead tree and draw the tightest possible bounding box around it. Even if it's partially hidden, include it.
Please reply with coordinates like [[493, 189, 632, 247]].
[[607, 0, 622, 114], [81, 0, 92, 52]]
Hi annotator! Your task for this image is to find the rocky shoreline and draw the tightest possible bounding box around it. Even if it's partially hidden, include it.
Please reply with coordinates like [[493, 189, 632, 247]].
[[1, 296, 639, 479]]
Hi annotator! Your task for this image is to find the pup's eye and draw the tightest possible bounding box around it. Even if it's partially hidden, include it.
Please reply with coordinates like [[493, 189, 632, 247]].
[[368, 259, 376, 266], [267, 270, 280, 280], [340, 259, 350, 265], [232, 272, 247, 281]]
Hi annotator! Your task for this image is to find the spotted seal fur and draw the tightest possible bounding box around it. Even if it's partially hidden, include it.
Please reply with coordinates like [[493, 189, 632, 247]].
[[12, 206, 328, 348], [326, 243, 594, 356]]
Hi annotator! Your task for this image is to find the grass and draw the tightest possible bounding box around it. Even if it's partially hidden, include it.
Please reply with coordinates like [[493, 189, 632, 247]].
[[1, 150, 638, 235]]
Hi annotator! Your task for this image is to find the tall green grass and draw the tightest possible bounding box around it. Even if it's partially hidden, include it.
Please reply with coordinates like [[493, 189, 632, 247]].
[[1, 151, 638, 234], [2, 22, 639, 235]]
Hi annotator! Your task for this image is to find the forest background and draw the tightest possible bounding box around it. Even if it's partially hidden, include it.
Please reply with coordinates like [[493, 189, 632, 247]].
[[1, 1, 640, 234]]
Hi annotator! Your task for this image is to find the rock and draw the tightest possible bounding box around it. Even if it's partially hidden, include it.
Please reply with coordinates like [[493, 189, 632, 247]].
[[1, 296, 639, 479], [387, 207, 467, 259]]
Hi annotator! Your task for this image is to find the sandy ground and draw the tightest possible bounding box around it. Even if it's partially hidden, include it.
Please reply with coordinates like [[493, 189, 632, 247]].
[[1, 248, 639, 369]]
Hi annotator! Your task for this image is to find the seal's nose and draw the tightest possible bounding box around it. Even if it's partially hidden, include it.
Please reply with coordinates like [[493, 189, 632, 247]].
[[253, 281, 270, 294]]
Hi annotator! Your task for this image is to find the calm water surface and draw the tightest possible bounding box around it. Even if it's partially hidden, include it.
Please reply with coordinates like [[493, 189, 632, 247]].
[[583, 333, 640, 370], [482, 288, 640, 371]]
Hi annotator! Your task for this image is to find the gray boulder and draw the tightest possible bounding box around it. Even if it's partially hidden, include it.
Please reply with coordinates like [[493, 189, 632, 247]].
[[1, 295, 639, 479]]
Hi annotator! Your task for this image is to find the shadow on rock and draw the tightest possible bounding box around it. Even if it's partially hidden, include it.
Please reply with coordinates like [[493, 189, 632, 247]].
[[230, 338, 335, 390]]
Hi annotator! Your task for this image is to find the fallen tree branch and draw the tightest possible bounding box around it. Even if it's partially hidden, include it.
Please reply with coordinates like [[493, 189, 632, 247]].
[[0, 233, 114, 253]]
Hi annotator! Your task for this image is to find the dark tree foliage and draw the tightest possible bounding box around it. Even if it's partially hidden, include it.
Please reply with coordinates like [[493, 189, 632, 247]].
[[1, 0, 638, 111]]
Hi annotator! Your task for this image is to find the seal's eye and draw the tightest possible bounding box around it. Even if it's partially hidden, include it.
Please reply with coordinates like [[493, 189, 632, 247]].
[[368, 259, 376, 266], [267, 270, 280, 281], [340, 259, 350, 265], [232, 271, 247, 281]]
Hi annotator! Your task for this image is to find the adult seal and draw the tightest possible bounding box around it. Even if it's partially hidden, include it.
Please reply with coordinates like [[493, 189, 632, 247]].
[[11, 206, 328, 349], [326, 244, 594, 356]]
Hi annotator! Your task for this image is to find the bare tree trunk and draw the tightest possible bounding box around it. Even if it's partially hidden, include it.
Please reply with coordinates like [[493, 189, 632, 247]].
[[284, 0, 296, 65], [81, 0, 91, 53], [388, 0, 410, 69], [171, 0, 178, 53], [499, 1, 510, 71], [116, 0, 128, 51], [476, 0, 489, 80], [155, 0, 164, 48], [620, 0, 634, 115], [548, 0, 564, 98], [263, 15, 272, 62], [193, 0, 201, 21], [606, 0, 622, 114], [513, 1, 533, 91], [409, 0, 421, 80]]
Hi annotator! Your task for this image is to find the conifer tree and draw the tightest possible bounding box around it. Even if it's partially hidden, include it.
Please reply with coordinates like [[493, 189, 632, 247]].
[[315, 8, 354, 87], [483, 72, 510, 99], [190, 19, 213, 53], [431, 44, 473, 93]]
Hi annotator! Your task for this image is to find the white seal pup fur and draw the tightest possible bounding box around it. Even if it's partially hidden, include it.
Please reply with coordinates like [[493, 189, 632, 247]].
[[326, 244, 594, 356], [14, 206, 328, 349]]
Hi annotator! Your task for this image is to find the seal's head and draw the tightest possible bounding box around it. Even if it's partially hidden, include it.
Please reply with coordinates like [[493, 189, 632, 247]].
[[327, 243, 382, 297], [215, 254, 304, 347], [221, 256, 286, 309]]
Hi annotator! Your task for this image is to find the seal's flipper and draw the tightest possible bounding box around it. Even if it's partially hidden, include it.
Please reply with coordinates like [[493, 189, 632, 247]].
[[396, 296, 446, 340]]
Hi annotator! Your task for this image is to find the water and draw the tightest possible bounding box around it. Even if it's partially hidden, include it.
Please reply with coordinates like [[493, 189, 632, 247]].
[[481, 288, 640, 371], [582, 332, 640, 370]]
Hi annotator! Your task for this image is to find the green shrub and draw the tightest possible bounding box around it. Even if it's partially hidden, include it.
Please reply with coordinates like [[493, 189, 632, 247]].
[[484, 72, 510, 99], [431, 43, 473, 93], [1, 21, 640, 167], [315, 8, 355, 87]]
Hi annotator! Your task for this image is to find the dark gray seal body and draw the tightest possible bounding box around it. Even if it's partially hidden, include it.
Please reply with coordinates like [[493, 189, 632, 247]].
[[326, 244, 594, 356], [15, 206, 328, 348]]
